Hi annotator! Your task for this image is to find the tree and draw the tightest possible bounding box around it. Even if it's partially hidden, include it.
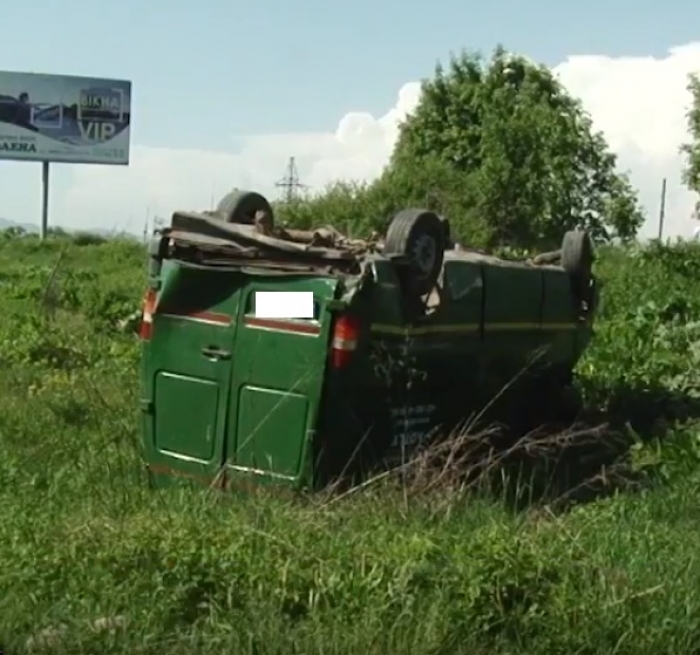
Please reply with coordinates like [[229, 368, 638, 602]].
[[681, 73, 700, 202], [388, 47, 644, 249], [279, 158, 495, 246]]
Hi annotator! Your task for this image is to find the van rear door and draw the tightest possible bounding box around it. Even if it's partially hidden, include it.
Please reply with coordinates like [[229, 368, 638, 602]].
[[224, 276, 338, 487], [141, 262, 242, 487]]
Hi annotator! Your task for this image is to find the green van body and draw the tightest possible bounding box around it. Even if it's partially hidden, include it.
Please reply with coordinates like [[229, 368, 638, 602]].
[[140, 223, 597, 491]]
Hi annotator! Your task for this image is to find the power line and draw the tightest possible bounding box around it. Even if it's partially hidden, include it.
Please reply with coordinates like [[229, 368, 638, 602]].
[[275, 156, 307, 202]]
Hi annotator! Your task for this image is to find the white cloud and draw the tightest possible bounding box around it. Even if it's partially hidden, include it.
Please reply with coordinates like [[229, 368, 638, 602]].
[[553, 42, 700, 238], [0, 44, 699, 238]]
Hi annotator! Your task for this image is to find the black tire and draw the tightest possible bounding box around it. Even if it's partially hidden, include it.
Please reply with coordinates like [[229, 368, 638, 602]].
[[216, 190, 274, 225], [561, 230, 593, 281], [384, 209, 445, 296]]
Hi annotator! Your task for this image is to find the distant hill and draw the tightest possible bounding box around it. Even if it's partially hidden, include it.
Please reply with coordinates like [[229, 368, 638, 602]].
[[0, 217, 136, 240], [0, 217, 38, 233]]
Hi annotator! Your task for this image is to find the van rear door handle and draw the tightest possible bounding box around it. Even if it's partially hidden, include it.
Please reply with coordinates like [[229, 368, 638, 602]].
[[201, 346, 231, 360]]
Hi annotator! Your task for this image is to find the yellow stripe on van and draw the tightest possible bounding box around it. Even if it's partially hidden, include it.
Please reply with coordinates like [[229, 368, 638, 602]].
[[541, 322, 578, 331], [486, 322, 578, 331], [370, 324, 479, 336], [370, 322, 577, 336]]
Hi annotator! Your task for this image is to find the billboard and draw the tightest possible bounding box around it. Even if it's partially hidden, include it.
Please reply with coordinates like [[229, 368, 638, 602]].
[[0, 70, 131, 165]]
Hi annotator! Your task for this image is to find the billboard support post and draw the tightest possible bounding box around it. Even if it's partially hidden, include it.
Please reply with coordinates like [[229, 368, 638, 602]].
[[40, 161, 49, 239]]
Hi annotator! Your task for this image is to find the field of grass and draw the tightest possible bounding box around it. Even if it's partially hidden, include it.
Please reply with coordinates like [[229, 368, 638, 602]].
[[2, 230, 700, 654]]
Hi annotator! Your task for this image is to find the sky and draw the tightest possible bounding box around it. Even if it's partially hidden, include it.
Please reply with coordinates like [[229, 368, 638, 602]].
[[0, 0, 699, 239]]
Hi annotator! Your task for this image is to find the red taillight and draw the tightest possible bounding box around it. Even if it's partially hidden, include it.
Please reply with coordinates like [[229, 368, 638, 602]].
[[139, 289, 157, 340], [331, 314, 360, 369]]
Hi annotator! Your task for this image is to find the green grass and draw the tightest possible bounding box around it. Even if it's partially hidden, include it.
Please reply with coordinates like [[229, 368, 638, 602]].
[[2, 231, 700, 654]]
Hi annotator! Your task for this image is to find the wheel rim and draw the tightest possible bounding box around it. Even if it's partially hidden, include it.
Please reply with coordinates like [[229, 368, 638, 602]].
[[411, 234, 437, 279]]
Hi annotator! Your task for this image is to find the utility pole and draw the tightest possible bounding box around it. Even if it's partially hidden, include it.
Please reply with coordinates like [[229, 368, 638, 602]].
[[275, 156, 307, 203], [142, 207, 151, 243], [658, 177, 667, 241]]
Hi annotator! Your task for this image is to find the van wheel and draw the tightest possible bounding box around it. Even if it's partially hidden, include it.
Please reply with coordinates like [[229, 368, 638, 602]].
[[216, 190, 274, 225], [561, 229, 593, 281], [385, 209, 445, 296]]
